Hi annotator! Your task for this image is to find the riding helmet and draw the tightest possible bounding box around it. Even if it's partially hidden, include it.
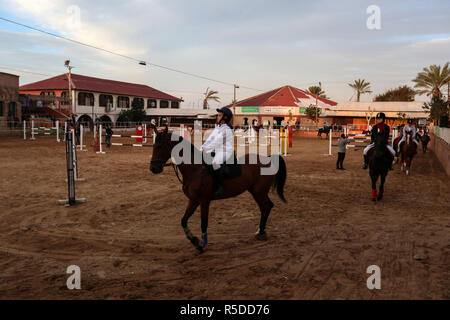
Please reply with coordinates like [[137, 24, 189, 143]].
[[407, 119, 413, 124], [376, 112, 386, 119], [216, 107, 233, 121]]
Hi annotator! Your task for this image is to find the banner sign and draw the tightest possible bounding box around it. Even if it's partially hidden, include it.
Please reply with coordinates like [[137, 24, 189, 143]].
[[241, 106, 259, 113]]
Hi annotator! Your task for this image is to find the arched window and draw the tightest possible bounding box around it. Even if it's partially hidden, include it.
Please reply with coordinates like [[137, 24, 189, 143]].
[[171, 101, 179, 109], [117, 96, 130, 108], [78, 92, 95, 106], [160, 100, 169, 108], [99, 94, 113, 108], [147, 99, 157, 108]]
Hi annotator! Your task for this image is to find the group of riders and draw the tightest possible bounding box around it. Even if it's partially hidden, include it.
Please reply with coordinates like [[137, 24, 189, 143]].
[[191, 107, 427, 197], [362, 112, 425, 170]]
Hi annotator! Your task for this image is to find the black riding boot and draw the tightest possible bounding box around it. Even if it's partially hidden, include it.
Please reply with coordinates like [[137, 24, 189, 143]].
[[213, 168, 225, 197], [389, 155, 394, 170], [363, 154, 369, 169]]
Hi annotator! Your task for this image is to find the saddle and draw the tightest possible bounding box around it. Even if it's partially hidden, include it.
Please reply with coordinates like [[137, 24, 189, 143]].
[[205, 153, 242, 179]]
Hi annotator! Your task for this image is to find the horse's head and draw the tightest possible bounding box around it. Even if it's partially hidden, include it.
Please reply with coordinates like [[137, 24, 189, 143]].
[[150, 125, 173, 174], [405, 131, 412, 144]]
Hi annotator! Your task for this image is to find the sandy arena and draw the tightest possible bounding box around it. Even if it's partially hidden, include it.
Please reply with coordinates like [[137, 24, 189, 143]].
[[0, 135, 449, 299]]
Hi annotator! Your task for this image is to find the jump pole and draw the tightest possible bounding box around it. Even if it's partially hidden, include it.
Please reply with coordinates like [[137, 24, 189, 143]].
[[59, 130, 86, 206], [323, 129, 332, 156], [71, 129, 85, 181], [31, 120, 36, 140], [96, 124, 105, 154], [56, 120, 60, 142], [77, 124, 87, 151]]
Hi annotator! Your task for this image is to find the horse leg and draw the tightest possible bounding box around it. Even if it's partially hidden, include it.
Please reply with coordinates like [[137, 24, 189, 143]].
[[370, 173, 377, 202], [251, 190, 274, 240], [378, 174, 386, 200], [181, 199, 200, 248], [197, 200, 211, 252]]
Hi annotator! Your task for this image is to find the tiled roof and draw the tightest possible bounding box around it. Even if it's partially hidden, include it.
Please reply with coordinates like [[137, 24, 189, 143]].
[[19, 73, 182, 101], [226, 85, 337, 108]]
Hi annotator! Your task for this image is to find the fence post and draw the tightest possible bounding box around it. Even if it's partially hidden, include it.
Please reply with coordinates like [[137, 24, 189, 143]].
[[31, 120, 35, 140], [56, 120, 60, 142], [23, 120, 26, 140]]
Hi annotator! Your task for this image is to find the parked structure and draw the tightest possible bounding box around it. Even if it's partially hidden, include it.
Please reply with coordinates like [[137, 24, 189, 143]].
[[19, 73, 184, 126], [0, 72, 21, 128]]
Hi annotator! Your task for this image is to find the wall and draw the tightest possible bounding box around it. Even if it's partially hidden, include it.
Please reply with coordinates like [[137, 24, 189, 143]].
[[429, 129, 450, 176]]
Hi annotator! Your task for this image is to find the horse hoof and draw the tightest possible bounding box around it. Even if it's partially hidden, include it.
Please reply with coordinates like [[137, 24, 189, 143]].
[[371, 198, 376, 202], [255, 232, 267, 241]]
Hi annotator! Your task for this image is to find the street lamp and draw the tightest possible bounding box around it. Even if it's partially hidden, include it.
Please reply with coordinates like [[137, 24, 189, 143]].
[[64, 60, 74, 117], [233, 84, 239, 126]]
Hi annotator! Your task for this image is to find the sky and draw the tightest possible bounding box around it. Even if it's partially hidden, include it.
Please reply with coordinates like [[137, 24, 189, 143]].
[[0, 0, 449, 108]]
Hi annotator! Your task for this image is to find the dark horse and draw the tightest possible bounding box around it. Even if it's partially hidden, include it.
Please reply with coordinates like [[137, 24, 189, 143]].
[[368, 134, 390, 202], [419, 132, 430, 153], [399, 131, 417, 175], [317, 126, 331, 139], [149, 126, 287, 252]]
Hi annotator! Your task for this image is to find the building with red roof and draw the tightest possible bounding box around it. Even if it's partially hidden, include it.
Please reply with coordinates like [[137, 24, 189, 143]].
[[19, 73, 183, 125], [227, 85, 337, 127]]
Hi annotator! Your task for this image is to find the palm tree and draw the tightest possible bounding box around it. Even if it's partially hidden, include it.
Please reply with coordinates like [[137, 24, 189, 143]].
[[412, 63, 450, 98], [202, 88, 220, 109], [307, 86, 327, 98], [348, 79, 372, 102]]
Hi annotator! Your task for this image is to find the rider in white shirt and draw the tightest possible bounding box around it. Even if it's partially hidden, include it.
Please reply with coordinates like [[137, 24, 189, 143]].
[[200, 107, 234, 196], [398, 119, 419, 150]]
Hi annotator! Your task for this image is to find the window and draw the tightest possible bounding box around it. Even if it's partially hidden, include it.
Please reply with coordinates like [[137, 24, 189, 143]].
[[147, 99, 157, 108], [117, 96, 130, 108], [132, 97, 144, 108], [171, 101, 179, 109], [7, 102, 16, 117], [160, 100, 169, 108], [40, 91, 55, 96], [99, 94, 113, 108], [78, 92, 95, 106], [0, 101, 3, 116]]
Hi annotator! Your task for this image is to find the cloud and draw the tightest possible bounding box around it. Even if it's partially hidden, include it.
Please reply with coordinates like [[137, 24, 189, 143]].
[[0, 0, 449, 105]]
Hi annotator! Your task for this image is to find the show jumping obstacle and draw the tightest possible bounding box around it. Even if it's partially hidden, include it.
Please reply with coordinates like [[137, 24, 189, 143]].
[[96, 124, 155, 154], [58, 130, 86, 206], [23, 120, 62, 142], [326, 128, 396, 156], [234, 126, 290, 156]]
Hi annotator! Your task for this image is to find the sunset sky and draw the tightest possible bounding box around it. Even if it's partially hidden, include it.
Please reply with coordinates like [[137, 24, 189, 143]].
[[1, 0, 449, 107]]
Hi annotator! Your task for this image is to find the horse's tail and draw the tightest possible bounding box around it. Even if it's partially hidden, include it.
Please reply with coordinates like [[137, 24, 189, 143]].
[[273, 155, 287, 203]]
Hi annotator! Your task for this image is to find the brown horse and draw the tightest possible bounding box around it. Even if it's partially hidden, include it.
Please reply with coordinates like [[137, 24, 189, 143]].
[[149, 126, 287, 252], [399, 131, 417, 175]]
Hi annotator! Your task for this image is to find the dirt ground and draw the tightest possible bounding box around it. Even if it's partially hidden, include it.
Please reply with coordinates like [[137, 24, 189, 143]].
[[0, 134, 449, 300]]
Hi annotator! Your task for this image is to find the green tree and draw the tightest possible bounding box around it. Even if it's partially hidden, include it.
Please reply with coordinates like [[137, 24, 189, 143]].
[[422, 96, 449, 125], [305, 104, 320, 125], [203, 88, 220, 109], [374, 85, 416, 101], [412, 63, 450, 98], [307, 86, 327, 98], [117, 98, 147, 123], [348, 79, 372, 102]]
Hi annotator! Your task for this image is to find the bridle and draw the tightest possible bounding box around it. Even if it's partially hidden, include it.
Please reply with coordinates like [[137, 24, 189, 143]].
[[150, 134, 184, 185]]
